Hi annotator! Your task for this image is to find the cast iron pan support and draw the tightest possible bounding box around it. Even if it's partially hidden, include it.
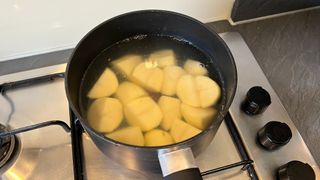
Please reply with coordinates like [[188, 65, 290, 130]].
[[0, 120, 70, 137], [0, 73, 71, 137], [0, 73, 64, 93]]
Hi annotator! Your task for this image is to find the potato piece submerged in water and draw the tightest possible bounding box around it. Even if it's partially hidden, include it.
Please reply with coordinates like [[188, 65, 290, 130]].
[[111, 54, 143, 78], [124, 97, 162, 132], [106, 126, 144, 146], [161, 66, 186, 96], [170, 119, 201, 143], [195, 76, 221, 108], [144, 129, 174, 146], [87, 68, 118, 99], [148, 49, 176, 68], [158, 96, 181, 130], [176, 74, 221, 108], [115, 81, 147, 104], [147, 68, 163, 92], [181, 103, 217, 130], [176, 74, 200, 107], [183, 59, 208, 76], [88, 98, 123, 133], [131, 62, 163, 92]]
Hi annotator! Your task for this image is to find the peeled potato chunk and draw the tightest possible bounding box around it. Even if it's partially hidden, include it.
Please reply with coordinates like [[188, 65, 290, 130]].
[[115, 81, 147, 104], [148, 49, 176, 68], [170, 119, 201, 143], [146, 68, 163, 92], [181, 103, 217, 130], [88, 98, 123, 133], [131, 62, 163, 92], [161, 66, 186, 96], [124, 97, 162, 132], [144, 129, 174, 146], [176, 74, 200, 107], [111, 54, 143, 77], [184, 59, 208, 76], [176, 74, 221, 108], [158, 96, 181, 130], [195, 76, 221, 108], [131, 62, 152, 84], [106, 126, 144, 146], [87, 68, 119, 99]]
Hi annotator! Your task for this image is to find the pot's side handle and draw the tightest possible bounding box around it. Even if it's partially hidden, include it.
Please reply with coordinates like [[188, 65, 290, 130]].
[[162, 168, 202, 180], [158, 148, 202, 180]]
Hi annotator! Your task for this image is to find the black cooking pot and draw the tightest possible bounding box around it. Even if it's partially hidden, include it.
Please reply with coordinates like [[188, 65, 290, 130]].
[[66, 10, 237, 179], [0, 10, 237, 180]]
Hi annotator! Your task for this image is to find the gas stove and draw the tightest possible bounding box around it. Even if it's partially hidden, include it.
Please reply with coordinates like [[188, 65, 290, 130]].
[[0, 32, 318, 180]]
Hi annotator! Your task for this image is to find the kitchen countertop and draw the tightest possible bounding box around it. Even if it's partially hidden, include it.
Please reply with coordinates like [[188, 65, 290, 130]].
[[0, 8, 319, 165]]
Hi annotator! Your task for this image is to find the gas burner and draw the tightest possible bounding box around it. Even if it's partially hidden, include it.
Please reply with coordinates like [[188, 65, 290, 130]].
[[0, 123, 18, 169]]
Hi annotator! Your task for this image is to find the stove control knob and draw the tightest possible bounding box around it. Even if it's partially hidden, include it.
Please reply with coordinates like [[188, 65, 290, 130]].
[[241, 86, 271, 115], [258, 121, 292, 150], [277, 161, 315, 180]]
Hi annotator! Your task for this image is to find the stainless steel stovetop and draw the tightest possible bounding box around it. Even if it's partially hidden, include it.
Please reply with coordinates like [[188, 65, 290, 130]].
[[0, 32, 318, 180]]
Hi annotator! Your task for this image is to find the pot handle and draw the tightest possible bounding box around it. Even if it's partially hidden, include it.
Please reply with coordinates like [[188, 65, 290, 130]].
[[158, 148, 202, 180]]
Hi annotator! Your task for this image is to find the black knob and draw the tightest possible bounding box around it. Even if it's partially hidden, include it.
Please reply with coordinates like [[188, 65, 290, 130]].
[[278, 161, 315, 180], [258, 121, 292, 150], [241, 86, 271, 115]]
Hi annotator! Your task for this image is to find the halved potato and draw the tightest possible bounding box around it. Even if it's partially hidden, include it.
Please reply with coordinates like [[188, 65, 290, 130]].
[[176, 74, 221, 108], [176, 74, 200, 107], [88, 98, 123, 133], [131, 62, 164, 92], [115, 81, 147, 104], [170, 119, 201, 143], [144, 129, 174, 146], [124, 97, 162, 132], [106, 126, 144, 146], [181, 103, 217, 130], [148, 49, 176, 68], [195, 76, 221, 108], [111, 54, 143, 77], [87, 68, 119, 99], [158, 96, 181, 130], [161, 66, 186, 96], [183, 59, 208, 76]]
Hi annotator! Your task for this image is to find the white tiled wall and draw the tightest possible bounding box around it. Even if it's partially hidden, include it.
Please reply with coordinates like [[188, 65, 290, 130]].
[[0, 0, 234, 62]]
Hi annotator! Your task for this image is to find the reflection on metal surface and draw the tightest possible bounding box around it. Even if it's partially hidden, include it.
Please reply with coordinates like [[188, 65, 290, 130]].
[[2, 144, 73, 180], [158, 148, 196, 176], [3, 148, 40, 180]]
